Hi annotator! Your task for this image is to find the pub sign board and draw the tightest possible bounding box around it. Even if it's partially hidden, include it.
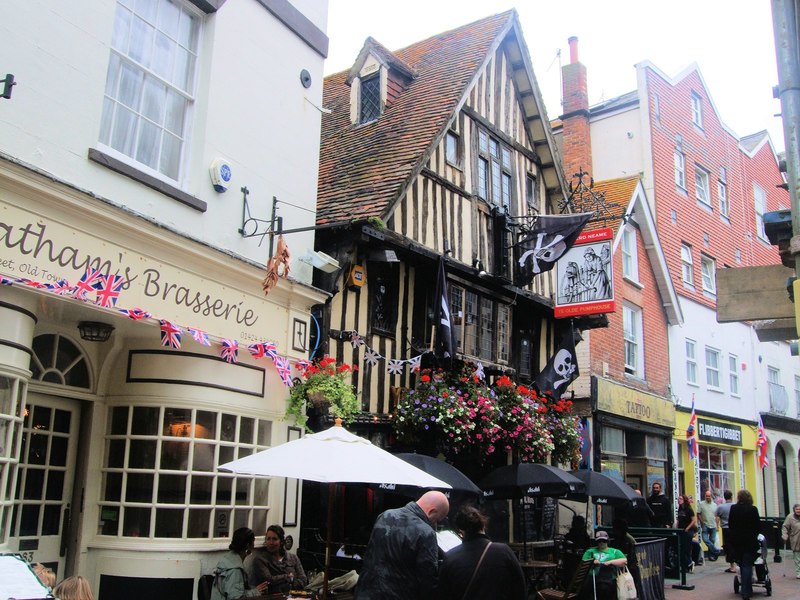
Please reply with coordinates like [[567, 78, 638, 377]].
[[555, 227, 616, 318]]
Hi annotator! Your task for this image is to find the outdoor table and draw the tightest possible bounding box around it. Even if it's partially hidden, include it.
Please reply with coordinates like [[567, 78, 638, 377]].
[[520, 559, 558, 590]]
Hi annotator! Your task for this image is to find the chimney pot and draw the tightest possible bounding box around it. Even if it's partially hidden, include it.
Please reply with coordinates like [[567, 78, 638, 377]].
[[568, 36, 579, 64]]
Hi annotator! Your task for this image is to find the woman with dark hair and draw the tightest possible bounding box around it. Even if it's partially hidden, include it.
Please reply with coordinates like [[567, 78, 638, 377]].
[[245, 524, 307, 594], [438, 505, 526, 600], [676, 494, 698, 573], [211, 527, 268, 600], [729, 489, 761, 600]]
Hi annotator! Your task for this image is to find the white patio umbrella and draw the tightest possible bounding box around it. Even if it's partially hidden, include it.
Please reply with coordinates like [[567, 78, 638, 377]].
[[219, 421, 451, 598]]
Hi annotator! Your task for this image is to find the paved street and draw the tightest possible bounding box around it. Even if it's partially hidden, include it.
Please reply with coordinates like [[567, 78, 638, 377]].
[[664, 552, 800, 599]]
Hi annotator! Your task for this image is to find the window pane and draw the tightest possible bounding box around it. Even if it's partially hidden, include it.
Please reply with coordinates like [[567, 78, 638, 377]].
[[141, 76, 165, 123], [132, 406, 159, 435], [135, 119, 160, 169]]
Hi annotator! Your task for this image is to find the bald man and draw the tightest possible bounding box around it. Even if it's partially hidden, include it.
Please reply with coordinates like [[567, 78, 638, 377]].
[[355, 491, 449, 600]]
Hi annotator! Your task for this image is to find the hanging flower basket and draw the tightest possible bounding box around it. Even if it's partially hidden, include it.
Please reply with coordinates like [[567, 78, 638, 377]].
[[286, 356, 360, 431]]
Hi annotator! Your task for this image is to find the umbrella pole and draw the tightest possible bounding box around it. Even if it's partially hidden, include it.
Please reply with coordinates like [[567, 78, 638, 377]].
[[323, 483, 334, 599]]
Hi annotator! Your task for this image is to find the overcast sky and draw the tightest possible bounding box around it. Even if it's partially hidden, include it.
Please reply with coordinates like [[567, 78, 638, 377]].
[[324, 0, 786, 153]]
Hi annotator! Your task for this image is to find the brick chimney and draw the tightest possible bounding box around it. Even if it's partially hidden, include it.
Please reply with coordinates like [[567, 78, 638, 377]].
[[561, 36, 592, 182]]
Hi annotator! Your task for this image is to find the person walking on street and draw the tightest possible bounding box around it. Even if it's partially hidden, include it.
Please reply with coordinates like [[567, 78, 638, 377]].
[[728, 489, 761, 600], [782, 503, 800, 578], [676, 494, 698, 572], [355, 490, 450, 600], [698, 490, 721, 561], [438, 505, 526, 600], [647, 481, 673, 528], [716, 490, 736, 572]]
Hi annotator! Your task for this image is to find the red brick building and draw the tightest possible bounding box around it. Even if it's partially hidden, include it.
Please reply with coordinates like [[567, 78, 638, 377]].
[[556, 39, 796, 516]]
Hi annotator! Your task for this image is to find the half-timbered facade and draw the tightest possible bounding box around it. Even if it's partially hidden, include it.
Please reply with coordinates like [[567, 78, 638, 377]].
[[315, 11, 569, 426]]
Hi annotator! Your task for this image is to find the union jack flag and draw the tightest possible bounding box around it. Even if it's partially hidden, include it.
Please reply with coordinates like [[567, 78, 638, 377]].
[[757, 414, 769, 469], [0, 277, 12, 285], [264, 342, 278, 360], [94, 273, 125, 308], [160, 320, 182, 349], [408, 355, 422, 373], [686, 397, 698, 460], [294, 359, 311, 372], [387, 359, 404, 375], [48, 279, 73, 295], [273, 355, 293, 387], [16, 278, 46, 288], [72, 267, 104, 300], [220, 339, 238, 363], [247, 342, 268, 359], [119, 307, 152, 321], [187, 328, 211, 346]]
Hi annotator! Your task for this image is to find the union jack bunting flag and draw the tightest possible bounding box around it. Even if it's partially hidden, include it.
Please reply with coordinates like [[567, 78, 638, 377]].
[[247, 342, 268, 358], [757, 414, 769, 469], [94, 273, 125, 308], [387, 359, 404, 375], [294, 359, 311, 372], [264, 342, 278, 360], [364, 348, 381, 367], [686, 397, 698, 460], [120, 307, 152, 321], [187, 327, 210, 346], [350, 332, 364, 348], [16, 278, 46, 288], [220, 339, 239, 363], [0, 277, 12, 285], [47, 279, 73, 295], [160, 320, 182, 349], [408, 355, 422, 373], [273, 355, 293, 386], [72, 266, 104, 300]]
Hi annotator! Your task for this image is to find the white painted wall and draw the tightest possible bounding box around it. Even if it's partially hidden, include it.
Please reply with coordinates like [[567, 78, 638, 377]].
[[0, 0, 327, 284], [589, 108, 644, 183]]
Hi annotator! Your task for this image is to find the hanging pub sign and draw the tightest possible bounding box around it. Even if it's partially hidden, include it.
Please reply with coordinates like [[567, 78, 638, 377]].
[[554, 227, 615, 318]]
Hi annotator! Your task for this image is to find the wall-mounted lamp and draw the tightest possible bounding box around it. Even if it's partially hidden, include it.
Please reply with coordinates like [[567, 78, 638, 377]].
[[78, 321, 114, 342]]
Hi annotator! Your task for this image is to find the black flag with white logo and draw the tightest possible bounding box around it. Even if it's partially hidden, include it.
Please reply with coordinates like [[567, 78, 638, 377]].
[[514, 212, 593, 286], [433, 257, 456, 369], [534, 327, 579, 397]]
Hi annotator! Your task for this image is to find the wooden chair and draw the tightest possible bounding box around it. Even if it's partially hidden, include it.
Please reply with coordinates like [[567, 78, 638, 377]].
[[536, 558, 593, 600]]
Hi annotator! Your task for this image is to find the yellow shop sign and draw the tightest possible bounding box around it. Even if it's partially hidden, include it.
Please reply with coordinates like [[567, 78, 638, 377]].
[[596, 378, 675, 427]]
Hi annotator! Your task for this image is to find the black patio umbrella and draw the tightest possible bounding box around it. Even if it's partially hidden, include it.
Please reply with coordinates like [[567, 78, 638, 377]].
[[375, 453, 482, 497], [478, 463, 586, 499], [568, 470, 645, 507]]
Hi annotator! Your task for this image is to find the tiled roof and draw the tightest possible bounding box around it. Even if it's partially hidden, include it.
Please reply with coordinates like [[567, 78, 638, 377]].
[[576, 176, 637, 233], [318, 11, 515, 225]]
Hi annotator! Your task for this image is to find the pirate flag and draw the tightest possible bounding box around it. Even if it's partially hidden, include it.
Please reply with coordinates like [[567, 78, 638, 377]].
[[534, 327, 579, 397], [514, 212, 593, 286], [433, 256, 456, 369]]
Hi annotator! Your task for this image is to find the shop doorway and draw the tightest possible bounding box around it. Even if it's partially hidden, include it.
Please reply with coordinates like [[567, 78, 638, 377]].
[[8, 394, 81, 580], [776, 444, 789, 517]]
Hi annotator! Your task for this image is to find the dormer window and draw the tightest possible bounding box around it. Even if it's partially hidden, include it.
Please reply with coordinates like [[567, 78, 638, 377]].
[[359, 74, 381, 124]]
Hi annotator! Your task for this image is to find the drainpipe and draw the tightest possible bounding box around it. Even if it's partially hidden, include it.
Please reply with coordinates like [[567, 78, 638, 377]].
[[771, 0, 800, 276]]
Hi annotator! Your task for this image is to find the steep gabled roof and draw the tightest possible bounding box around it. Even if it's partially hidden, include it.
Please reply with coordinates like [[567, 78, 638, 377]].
[[317, 10, 564, 225], [346, 36, 416, 85], [592, 176, 683, 326]]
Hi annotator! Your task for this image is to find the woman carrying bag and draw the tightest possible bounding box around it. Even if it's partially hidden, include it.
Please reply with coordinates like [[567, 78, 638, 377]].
[[438, 505, 527, 600]]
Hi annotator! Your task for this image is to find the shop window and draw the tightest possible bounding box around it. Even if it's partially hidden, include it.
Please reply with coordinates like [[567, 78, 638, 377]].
[[99, 405, 271, 539], [369, 262, 399, 336], [30, 334, 91, 389], [0, 376, 25, 545], [698, 446, 734, 501], [646, 435, 667, 460], [603, 427, 625, 455]]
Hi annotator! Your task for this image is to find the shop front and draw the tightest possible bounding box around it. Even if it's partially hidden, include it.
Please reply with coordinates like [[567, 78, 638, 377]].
[[674, 408, 757, 505], [592, 377, 676, 498], [0, 163, 326, 598]]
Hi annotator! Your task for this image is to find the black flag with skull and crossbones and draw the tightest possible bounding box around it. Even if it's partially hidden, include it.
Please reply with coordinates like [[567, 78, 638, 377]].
[[514, 212, 593, 287], [534, 327, 579, 397]]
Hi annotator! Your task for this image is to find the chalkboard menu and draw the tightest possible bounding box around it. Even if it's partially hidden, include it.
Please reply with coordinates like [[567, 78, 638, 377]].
[[539, 496, 557, 541]]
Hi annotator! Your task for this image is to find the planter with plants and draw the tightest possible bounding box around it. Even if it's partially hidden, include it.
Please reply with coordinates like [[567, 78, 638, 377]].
[[286, 356, 360, 430]]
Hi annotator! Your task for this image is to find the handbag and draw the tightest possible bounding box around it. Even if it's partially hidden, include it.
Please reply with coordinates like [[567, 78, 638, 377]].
[[461, 541, 492, 600], [616, 566, 637, 600]]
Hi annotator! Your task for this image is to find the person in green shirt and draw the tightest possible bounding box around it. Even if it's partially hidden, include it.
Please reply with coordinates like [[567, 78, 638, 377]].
[[581, 530, 627, 600]]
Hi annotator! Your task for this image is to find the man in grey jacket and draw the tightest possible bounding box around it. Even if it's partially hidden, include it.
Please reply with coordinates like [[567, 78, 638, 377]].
[[355, 491, 450, 600]]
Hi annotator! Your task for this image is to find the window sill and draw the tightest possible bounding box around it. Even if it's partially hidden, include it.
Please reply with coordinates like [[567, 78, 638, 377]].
[[623, 276, 644, 289], [706, 385, 724, 394], [687, 381, 700, 388], [696, 199, 713, 212], [446, 159, 463, 171], [88, 148, 207, 212]]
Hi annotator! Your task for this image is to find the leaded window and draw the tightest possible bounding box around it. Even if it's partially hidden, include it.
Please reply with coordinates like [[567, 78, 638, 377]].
[[359, 74, 381, 124]]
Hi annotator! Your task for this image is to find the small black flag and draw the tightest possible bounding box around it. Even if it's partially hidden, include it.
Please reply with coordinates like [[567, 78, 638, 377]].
[[514, 212, 593, 286], [534, 327, 579, 397], [433, 257, 456, 369]]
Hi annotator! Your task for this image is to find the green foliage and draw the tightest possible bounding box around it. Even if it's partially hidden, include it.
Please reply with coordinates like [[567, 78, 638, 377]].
[[286, 356, 360, 431]]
